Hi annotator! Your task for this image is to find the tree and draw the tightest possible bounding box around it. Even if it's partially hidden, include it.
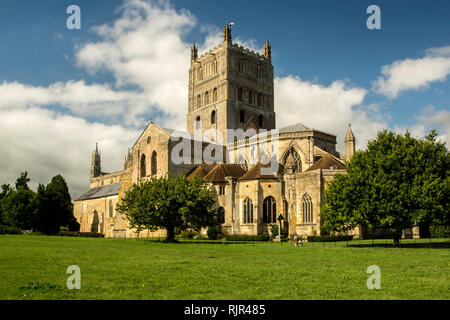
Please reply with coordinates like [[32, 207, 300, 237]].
[[1, 188, 37, 230], [15, 172, 30, 190], [46, 175, 73, 227], [116, 174, 217, 242], [35, 184, 60, 234], [321, 129, 449, 247]]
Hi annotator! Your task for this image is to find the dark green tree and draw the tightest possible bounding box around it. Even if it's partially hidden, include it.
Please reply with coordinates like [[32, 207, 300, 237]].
[[321, 129, 449, 246], [15, 172, 30, 190], [46, 175, 73, 227], [0, 184, 12, 225], [35, 184, 60, 234], [116, 174, 217, 242]]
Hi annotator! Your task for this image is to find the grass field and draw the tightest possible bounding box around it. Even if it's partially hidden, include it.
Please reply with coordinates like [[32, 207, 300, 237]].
[[0, 235, 448, 300]]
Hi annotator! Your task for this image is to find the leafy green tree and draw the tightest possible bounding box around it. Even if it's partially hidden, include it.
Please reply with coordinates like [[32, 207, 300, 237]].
[[321, 129, 449, 246], [1, 188, 37, 230], [116, 174, 217, 242]]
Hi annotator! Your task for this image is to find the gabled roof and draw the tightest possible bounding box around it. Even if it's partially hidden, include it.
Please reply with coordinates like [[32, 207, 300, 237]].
[[239, 162, 283, 181], [186, 163, 216, 179], [305, 153, 345, 172], [75, 183, 121, 201], [203, 163, 246, 183]]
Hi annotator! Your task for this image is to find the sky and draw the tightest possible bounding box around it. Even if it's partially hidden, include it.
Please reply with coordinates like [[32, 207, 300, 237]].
[[0, 0, 449, 199]]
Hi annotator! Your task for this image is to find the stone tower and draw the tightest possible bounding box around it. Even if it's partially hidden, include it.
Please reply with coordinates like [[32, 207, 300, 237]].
[[345, 124, 355, 161], [186, 24, 275, 144], [90, 143, 101, 179]]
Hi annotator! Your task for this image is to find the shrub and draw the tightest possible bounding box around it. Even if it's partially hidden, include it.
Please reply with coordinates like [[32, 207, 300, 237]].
[[307, 235, 354, 242], [430, 224, 450, 238], [270, 224, 278, 237], [207, 225, 222, 240], [0, 225, 21, 235], [180, 229, 197, 240], [67, 218, 80, 232], [226, 234, 270, 242]]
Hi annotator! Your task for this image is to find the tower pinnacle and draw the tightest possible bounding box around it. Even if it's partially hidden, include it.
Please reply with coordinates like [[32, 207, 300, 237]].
[[224, 23, 233, 43]]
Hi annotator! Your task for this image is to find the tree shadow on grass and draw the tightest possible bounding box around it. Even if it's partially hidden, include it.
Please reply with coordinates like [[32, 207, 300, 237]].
[[348, 241, 450, 249]]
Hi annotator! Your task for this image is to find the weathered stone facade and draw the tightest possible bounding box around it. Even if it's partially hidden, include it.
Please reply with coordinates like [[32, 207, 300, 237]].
[[73, 25, 360, 239]]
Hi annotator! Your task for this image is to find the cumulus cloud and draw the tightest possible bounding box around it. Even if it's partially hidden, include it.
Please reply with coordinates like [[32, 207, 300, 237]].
[[373, 45, 450, 98], [275, 76, 387, 151], [0, 107, 139, 199], [75, 0, 196, 129]]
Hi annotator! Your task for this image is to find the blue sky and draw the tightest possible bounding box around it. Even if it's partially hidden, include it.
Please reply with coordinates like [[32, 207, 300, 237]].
[[0, 0, 449, 198]]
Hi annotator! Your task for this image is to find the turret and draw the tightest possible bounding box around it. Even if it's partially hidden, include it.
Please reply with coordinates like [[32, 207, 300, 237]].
[[264, 40, 271, 62], [224, 23, 233, 43], [345, 124, 355, 161], [191, 43, 198, 61], [90, 143, 101, 179]]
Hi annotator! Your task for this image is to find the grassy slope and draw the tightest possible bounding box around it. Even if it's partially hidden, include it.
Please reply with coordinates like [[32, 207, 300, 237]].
[[0, 235, 448, 300]]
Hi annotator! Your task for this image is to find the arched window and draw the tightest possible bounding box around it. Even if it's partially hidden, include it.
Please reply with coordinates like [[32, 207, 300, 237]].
[[205, 91, 209, 105], [151, 151, 157, 175], [211, 110, 216, 124], [238, 87, 243, 102], [302, 194, 313, 223], [197, 95, 201, 108], [140, 154, 146, 178], [217, 207, 225, 224], [109, 200, 114, 218], [258, 115, 264, 127], [213, 61, 217, 74], [248, 90, 253, 104], [257, 93, 262, 106], [263, 196, 276, 223], [240, 110, 245, 123], [213, 88, 218, 102], [195, 116, 201, 129], [243, 197, 253, 224], [198, 67, 203, 81]]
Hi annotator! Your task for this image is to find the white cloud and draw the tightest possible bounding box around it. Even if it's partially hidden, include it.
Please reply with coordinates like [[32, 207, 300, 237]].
[[75, 0, 197, 130], [373, 45, 450, 98], [0, 107, 139, 199], [275, 75, 387, 152], [416, 105, 450, 143], [0, 80, 146, 124]]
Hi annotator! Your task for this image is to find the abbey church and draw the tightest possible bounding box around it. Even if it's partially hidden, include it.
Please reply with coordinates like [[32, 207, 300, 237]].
[[73, 25, 358, 238]]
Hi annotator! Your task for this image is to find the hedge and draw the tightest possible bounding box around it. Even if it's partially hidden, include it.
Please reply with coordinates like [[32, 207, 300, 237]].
[[307, 235, 354, 242], [226, 235, 270, 241]]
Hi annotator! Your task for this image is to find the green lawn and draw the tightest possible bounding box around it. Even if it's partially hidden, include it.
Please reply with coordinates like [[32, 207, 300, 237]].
[[0, 235, 448, 300]]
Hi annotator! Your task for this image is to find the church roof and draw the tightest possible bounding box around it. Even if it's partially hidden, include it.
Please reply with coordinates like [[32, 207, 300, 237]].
[[305, 153, 345, 172], [279, 122, 310, 132], [75, 183, 121, 201], [186, 163, 216, 179], [239, 162, 282, 181], [203, 163, 246, 183]]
